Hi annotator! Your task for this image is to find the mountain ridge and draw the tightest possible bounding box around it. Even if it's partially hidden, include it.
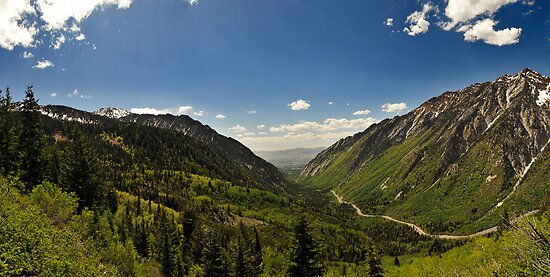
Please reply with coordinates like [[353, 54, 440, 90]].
[[40, 105, 285, 190], [299, 68, 550, 234]]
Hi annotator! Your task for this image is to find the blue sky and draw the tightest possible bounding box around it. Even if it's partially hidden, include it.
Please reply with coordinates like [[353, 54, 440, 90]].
[[1, 0, 549, 151]]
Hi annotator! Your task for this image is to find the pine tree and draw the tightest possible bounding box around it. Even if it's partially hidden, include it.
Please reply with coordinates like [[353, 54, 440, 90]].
[[250, 227, 263, 276], [364, 239, 384, 277], [61, 128, 103, 209], [18, 85, 45, 189], [203, 229, 230, 277], [287, 216, 324, 277], [0, 87, 19, 177]]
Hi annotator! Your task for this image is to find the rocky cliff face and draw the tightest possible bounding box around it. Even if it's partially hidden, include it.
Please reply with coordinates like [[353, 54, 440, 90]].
[[300, 68, 550, 233]]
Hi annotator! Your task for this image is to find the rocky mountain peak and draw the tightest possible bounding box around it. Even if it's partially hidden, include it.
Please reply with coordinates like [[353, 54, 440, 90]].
[[94, 107, 132, 119]]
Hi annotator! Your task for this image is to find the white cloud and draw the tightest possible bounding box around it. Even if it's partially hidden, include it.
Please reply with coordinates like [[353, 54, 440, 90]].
[[67, 89, 79, 97], [131, 107, 171, 115], [229, 125, 247, 133], [33, 59, 54, 69], [353, 109, 371, 116], [442, 0, 518, 30], [328, 101, 333, 105], [177, 106, 193, 114], [237, 117, 379, 151], [288, 99, 310, 111], [36, 0, 133, 31], [193, 110, 205, 116], [50, 92, 57, 97], [0, 0, 37, 50], [382, 102, 408, 113], [0, 0, 132, 51], [385, 18, 394, 26], [257, 124, 266, 129], [51, 33, 65, 49], [130, 105, 196, 116], [403, 3, 433, 36], [69, 23, 80, 33], [188, 0, 199, 5], [240, 131, 363, 152], [22, 51, 33, 59], [462, 18, 521, 46], [215, 114, 226, 120], [269, 117, 377, 133], [247, 110, 257, 115], [75, 33, 86, 41], [80, 94, 92, 99]]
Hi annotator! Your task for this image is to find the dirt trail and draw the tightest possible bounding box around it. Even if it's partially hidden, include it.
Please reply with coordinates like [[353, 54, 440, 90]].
[[331, 190, 538, 240]]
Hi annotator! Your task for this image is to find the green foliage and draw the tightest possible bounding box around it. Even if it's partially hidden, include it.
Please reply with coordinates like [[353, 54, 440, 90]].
[[386, 212, 550, 276], [287, 216, 325, 277], [0, 179, 120, 276], [18, 86, 46, 190]]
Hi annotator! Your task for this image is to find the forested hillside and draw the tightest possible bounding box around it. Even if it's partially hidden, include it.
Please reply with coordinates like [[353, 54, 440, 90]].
[[1, 86, 549, 276], [300, 69, 550, 235]]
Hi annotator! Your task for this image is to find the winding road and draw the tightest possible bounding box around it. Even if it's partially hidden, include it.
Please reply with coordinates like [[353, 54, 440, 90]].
[[331, 190, 538, 240]]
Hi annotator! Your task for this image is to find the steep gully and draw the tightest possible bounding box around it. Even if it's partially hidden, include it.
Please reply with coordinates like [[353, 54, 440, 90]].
[[331, 190, 538, 240]]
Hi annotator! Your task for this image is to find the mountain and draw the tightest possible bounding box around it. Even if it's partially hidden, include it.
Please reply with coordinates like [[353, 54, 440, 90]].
[[300, 68, 550, 234], [40, 105, 285, 190], [119, 113, 285, 188], [256, 147, 325, 169], [94, 107, 131, 119]]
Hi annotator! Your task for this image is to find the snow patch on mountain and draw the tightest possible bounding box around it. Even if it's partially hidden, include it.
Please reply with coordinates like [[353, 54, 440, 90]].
[[94, 107, 131, 119]]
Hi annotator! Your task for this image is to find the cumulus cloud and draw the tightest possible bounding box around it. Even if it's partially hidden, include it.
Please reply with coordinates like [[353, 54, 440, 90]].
[[130, 105, 197, 116], [33, 59, 54, 69], [269, 117, 377, 133], [240, 131, 364, 152], [75, 33, 86, 41], [247, 110, 257, 115], [50, 92, 57, 97], [385, 18, 394, 26], [36, 0, 133, 31], [0, 0, 133, 52], [353, 109, 371, 116], [381, 102, 408, 113], [400, 0, 527, 46], [193, 110, 205, 117], [288, 99, 310, 111], [67, 89, 80, 97], [215, 114, 226, 120], [51, 33, 65, 49], [229, 125, 247, 133], [442, 0, 519, 30], [0, 0, 37, 50], [235, 116, 378, 151], [22, 51, 33, 59], [188, 0, 199, 5], [403, 3, 433, 36], [462, 18, 521, 46], [328, 101, 333, 105]]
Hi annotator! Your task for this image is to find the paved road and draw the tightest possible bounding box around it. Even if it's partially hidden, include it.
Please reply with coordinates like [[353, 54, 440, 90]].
[[331, 190, 538, 240]]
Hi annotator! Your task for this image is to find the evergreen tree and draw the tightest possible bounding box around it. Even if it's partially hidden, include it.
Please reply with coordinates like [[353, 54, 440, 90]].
[[18, 85, 45, 189], [287, 216, 324, 277], [0, 87, 19, 177], [61, 128, 103, 209], [250, 227, 263, 276], [393, 256, 400, 266], [364, 239, 384, 277], [203, 229, 230, 277]]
